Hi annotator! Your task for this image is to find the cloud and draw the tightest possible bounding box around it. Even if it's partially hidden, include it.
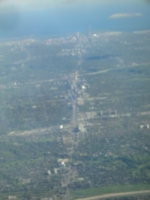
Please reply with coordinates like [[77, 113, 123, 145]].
[[134, 12, 143, 16], [110, 12, 143, 19]]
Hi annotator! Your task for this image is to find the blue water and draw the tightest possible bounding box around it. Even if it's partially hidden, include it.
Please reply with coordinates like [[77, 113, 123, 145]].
[[0, 2, 150, 39]]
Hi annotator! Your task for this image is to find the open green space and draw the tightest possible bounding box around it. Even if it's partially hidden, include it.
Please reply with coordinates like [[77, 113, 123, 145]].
[[71, 184, 150, 199]]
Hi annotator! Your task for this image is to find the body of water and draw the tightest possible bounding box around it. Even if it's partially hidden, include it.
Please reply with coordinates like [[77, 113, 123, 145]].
[[0, 2, 150, 39]]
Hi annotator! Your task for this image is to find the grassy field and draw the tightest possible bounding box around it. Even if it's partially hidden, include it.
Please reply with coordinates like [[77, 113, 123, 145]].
[[71, 184, 150, 199]]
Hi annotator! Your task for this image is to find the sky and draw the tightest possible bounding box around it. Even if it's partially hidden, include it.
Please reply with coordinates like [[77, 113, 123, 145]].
[[0, 0, 147, 11], [0, 0, 150, 39]]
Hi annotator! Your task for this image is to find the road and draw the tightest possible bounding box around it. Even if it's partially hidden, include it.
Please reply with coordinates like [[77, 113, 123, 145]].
[[76, 190, 150, 200]]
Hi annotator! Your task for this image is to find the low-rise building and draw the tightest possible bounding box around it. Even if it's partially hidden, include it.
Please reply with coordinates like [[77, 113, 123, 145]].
[[8, 196, 17, 200]]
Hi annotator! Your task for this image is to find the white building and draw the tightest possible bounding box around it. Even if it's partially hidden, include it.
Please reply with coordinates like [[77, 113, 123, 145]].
[[60, 125, 63, 129]]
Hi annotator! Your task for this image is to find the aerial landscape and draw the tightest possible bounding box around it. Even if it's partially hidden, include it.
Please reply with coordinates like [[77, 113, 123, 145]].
[[0, 0, 150, 200], [0, 30, 150, 200]]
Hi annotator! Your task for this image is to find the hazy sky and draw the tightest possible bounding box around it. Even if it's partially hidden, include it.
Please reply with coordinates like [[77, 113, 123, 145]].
[[0, 0, 146, 12], [0, 0, 150, 39]]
